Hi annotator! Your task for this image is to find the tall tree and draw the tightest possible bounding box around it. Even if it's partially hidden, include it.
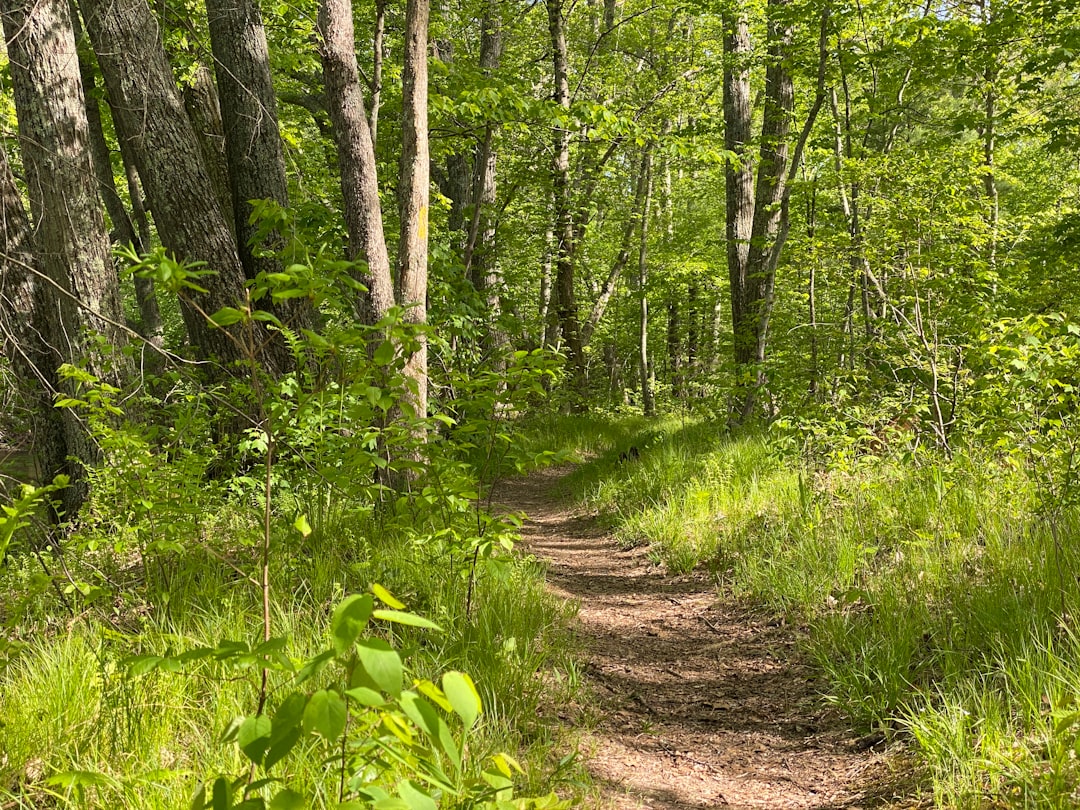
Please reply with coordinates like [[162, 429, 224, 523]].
[[548, 0, 586, 388], [79, 0, 276, 372], [724, 0, 828, 420], [316, 0, 395, 326], [397, 0, 431, 422], [2, 0, 130, 510], [206, 0, 313, 348]]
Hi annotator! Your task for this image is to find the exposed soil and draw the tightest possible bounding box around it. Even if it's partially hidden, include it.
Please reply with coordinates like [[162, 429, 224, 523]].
[[498, 465, 920, 810]]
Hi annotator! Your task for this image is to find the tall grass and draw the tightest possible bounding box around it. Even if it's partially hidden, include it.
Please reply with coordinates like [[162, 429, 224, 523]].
[[532, 414, 1080, 808], [0, 470, 578, 808]]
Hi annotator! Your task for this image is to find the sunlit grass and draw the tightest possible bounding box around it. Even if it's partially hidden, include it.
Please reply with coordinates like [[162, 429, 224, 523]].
[[541, 414, 1080, 807]]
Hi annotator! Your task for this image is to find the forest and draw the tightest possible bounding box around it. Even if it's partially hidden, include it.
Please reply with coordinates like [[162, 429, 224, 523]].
[[2, 0, 1080, 806]]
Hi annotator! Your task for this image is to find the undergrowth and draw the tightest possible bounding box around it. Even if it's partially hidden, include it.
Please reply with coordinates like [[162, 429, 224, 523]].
[[524, 413, 1080, 809]]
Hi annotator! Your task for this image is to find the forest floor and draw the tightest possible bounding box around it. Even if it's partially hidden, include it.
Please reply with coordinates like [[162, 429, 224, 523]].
[[498, 465, 923, 810]]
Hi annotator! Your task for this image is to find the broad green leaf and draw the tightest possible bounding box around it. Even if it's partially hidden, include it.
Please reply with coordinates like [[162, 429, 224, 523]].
[[209, 307, 245, 327], [344, 686, 386, 707], [397, 780, 437, 810], [331, 594, 374, 653], [356, 638, 402, 696], [303, 689, 347, 741], [372, 610, 443, 631], [372, 340, 395, 366], [442, 671, 481, 729], [237, 714, 272, 764], [399, 691, 460, 769], [266, 692, 306, 770]]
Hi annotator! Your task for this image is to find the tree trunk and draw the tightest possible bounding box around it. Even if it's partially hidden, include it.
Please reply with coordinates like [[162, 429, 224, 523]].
[[3, 0, 131, 510], [583, 147, 650, 346], [548, 0, 585, 389], [397, 0, 430, 423], [464, 0, 504, 368], [723, 4, 754, 368], [316, 0, 394, 326], [81, 0, 266, 371], [206, 0, 312, 347], [0, 147, 69, 493], [77, 41, 165, 350], [119, 146, 165, 348], [181, 64, 236, 239], [637, 149, 654, 416], [370, 0, 385, 145]]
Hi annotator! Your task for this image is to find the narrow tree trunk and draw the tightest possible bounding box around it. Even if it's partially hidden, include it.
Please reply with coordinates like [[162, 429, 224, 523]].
[[548, 0, 585, 389], [181, 64, 236, 238], [637, 150, 654, 416], [582, 147, 650, 346], [370, 0, 385, 145], [723, 5, 754, 368], [465, 1, 505, 363], [119, 148, 165, 347], [396, 0, 430, 423], [77, 42, 165, 350], [316, 0, 394, 325]]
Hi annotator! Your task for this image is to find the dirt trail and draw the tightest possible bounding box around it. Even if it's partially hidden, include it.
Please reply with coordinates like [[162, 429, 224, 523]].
[[499, 466, 910, 810]]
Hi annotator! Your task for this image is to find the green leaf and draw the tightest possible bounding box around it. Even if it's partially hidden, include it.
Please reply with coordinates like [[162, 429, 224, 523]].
[[212, 777, 232, 810], [303, 689, 347, 741], [331, 594, 374, 653], [399, 691, 460, 769], [372, 610, 443, 631], [265, 693, 306, 770], [442, 671, 481, 729], [209, 307, 246, 327], [373, 340, 395, 366], [237, 714, 272, 765], [372, 583, 405, 609], [294, 514, 312, 538], [295, 648, 335, 685], [356, 639, 403, 696], [268, 789, 306, 810], [397, 780, 437, 810], [344, 686, 386, 707]]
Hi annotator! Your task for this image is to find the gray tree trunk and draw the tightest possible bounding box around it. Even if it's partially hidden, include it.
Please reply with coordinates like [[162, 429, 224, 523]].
[[81, 0, 275, 372], [397, 0, 430, 423], [2, 0, 130, 510], [316, 0, 394, 326], [548, 0, 585, 389], [206, 0, 313, 347], [0, 147, 69, 494]]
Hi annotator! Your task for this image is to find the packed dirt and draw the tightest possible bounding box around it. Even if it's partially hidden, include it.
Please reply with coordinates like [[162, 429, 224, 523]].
[[498, 465, 920, 810]]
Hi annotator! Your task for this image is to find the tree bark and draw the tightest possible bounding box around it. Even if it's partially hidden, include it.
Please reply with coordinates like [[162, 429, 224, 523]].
[[0, 147, 69, 494], [3, 0, 131, 510], [77, 42, 165, 350], [583, 147, 650, 346], [206, 0, 313, 343], [316, 0, 394, 326], [181, 64, 236, 239], [637, 149, 654, 416], [397, 0, 430, 422], [81, 0, 266, 370], [723, 5, 754, 368], [548, 0, 585, 388]]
